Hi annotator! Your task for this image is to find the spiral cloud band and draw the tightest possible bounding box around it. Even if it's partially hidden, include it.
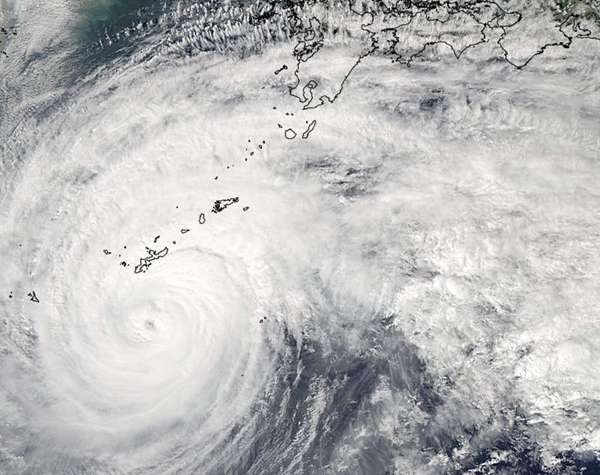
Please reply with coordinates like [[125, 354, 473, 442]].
[[1, 0, 600, 473]]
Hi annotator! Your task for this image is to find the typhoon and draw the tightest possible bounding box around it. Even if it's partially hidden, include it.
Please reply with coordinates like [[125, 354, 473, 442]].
[[1, 1, 600, 474]]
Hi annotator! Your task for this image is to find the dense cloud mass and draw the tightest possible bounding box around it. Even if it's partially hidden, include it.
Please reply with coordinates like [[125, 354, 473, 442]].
[[1, 1, 600, 474]]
